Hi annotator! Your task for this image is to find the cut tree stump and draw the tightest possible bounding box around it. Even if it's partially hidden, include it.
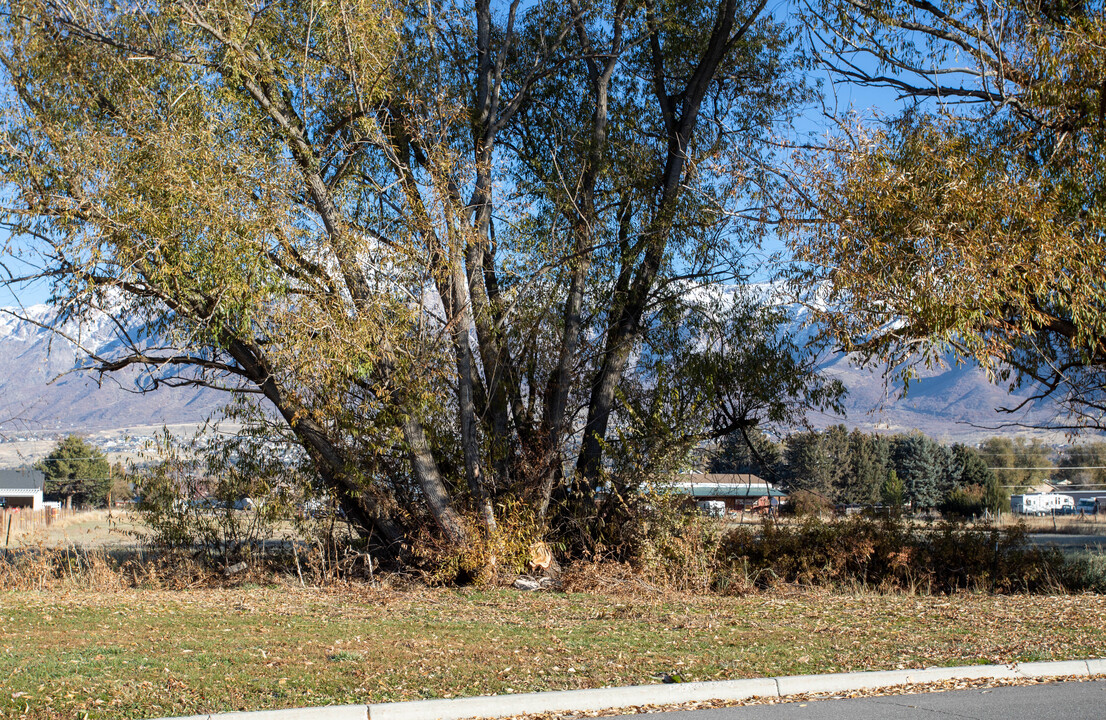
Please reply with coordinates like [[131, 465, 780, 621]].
[[528, 541, 562, 578]]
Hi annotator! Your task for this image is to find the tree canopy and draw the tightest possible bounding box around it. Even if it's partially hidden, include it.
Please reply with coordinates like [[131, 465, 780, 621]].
[[0, 0, 841, 561], [35, 435, 111, 508], [786, 0, 1106, 430], [1056, 442, 1106, 489]]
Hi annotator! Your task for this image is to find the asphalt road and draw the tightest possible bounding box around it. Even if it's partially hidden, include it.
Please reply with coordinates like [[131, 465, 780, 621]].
[[621, 681, 1106, 720], [1028, 533, 1106, 551]]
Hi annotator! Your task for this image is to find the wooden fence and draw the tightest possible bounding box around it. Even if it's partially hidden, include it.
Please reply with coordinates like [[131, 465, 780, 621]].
[[1, 507, 81, 546]]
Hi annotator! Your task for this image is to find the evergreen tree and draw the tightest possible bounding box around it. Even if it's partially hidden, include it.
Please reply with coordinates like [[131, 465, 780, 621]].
[[823, 424, 852, 502], [933, 442, 961, 504], [881, 469, 905, 510], [891, 434, 941, 510], [784, 431, 835, 498], [710, 427, 783, 479], [848, 429, 886, 505], [953, 444, 995, 489], [35, 435, 111, 509]]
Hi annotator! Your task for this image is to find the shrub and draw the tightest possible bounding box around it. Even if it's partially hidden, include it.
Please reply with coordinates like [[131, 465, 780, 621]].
[[716, 516, 1070, 594], [632, 492, 727, 593], [787, 489, 834, 517], [410, 498, 546, 586], [134, 427, 303, 566], [941, 485, 987, 519], [1061, 552, 1106, 594]]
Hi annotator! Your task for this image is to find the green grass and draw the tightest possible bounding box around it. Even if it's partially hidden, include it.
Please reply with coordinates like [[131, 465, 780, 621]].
[[2, 585, 1105, 719]]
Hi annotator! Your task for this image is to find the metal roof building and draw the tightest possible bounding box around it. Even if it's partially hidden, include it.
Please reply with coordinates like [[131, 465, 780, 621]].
[[671, 473, 788, 513], [0, 468, 45, 510]]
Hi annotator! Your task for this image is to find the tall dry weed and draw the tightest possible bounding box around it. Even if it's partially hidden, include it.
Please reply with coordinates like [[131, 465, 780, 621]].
[[717, 516, 1074, 594], [0, 545, 126, 591]]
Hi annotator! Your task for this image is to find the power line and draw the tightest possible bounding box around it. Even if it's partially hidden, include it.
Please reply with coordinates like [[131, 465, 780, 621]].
[[988, 466, 1106, 470]]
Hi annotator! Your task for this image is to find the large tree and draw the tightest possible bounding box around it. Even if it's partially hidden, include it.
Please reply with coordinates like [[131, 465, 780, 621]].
[[847, 428, 888, 505], [0, 0, 839, 561], [890, 433, 942, 509], [979, 436, 1053, 491], [1058, 442, 1106, 488], [783, 426, 849, 499], [786, 0, 1106, 430], [35, 435, 111, 508]]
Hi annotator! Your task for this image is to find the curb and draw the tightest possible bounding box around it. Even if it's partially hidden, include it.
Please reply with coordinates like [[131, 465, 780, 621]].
[[150, 658, 1105, 720]]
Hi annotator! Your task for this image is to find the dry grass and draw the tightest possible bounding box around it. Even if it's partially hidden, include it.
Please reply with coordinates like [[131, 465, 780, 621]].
[[993, 513, 1106, 535], [2, 582, 1106, 720], [1, 510, 143, 550], [0, 512, 1103, 719]]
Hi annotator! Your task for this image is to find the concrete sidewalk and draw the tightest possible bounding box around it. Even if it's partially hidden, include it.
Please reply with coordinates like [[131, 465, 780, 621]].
[[151, 658, 1106, 720]]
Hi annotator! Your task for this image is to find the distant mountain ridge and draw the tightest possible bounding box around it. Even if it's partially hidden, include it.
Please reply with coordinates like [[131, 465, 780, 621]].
[[689, 283, 1067, 440], [0, 297, 1069, 441], [809, 353, 1065, 441], [0, 303, 226, 435]]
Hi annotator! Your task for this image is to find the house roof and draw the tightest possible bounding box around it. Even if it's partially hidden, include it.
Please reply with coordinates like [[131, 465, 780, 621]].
[[678, 473, 767, 485], [670, 483, 788, 498], [0, 468, 45, 492]]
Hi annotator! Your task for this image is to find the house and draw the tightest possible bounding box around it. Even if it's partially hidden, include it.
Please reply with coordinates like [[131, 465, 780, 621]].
[[0, 468, 45, 510], [672, 473, 788, 514]]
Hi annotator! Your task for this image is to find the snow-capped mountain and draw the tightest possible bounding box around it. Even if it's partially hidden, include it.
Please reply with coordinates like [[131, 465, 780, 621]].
[[808, 353, 1068, 440], [682, 282, 1068, 440], [0, 296, 1071, 441], [0, 304, 227, 435]]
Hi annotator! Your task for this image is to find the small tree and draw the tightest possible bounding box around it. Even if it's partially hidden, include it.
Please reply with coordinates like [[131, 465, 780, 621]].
[[982, 473, 1007, 519], [940, 485, 986, 520], [35, 435, 111, 509], [881, 469, 905, 512], [107, 462, 133, 506]]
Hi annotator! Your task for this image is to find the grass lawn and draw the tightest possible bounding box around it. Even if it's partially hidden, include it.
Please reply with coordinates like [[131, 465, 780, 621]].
[[1, 585, 1105, 719]]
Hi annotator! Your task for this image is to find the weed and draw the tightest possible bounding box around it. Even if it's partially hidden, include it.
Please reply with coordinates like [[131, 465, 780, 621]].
[[1061, 552, 1106, 593], [716, 516, 1075, 594], [327, 650, 364, 662]]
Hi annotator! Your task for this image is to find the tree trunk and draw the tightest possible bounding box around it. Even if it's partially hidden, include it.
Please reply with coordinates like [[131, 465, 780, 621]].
[[400, 412, 470, 545], [452, 252, 497, 537], [540, 8, 622, 515], [224, 339, 409, 552]]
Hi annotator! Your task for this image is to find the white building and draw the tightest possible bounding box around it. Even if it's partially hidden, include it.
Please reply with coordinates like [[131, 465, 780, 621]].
[[0, 468, 45, 510]]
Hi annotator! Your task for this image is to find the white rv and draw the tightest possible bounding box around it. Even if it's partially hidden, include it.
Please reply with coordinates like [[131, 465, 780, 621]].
[[1010, 493, 1075, 515]]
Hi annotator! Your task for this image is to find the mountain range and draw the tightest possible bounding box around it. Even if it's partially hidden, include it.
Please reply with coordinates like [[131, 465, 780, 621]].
[[0, 299, 1072, 444], [0, 304, 226, 437]]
